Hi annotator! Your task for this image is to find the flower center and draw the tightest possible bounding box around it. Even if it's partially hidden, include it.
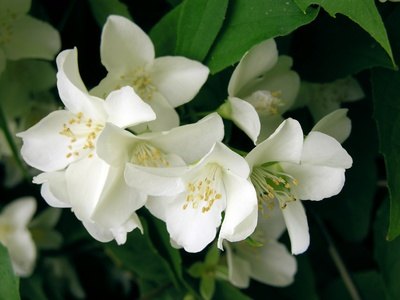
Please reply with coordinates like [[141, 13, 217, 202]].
[[250, 163, 298, 213], [59, 112, 104, 159], [183, 163, 224, 213], [246, 90, 285, 115], [119, 67, 156, 101], [130, 142, 170, 167]]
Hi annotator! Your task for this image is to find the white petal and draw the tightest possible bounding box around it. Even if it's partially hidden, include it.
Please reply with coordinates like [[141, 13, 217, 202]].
[[244, 240, 296, 286], [110, 213, 143, 245], [82, 220, 113, 243], [131, 92, 180, 133], [100, 15, 154, 73], [4, 15, 60, 60], [228, 97, 260, 144], [151, 56, 209, 107], [312, 109, 351, 143], [282, 163, 346, 201], [91, 165, 147, 228], [124, 164, 186, 196], [257, 201, 286, 240], [165, 192, 225, 253], [302, 132, 353, 168], [242, 56, 300, 112], [281, 200, 309, 255], [246, 118, 303, 168], [225, 243, 251, 288], [104, 86, 156, 128], [228, 39, 278, 97], [145, 196, 175, 221], [17, 111, 80, 172], [96, 123, 135, 167], [203, 142, 250, 178], [33, 172, 71, 208], [1, 197, 36, 227], [147, 112, 224, 163], [5, 229, 36, 277], [218, 173, 258, 249], [66, 157, 110, 221], [56, 49, 106, 119]]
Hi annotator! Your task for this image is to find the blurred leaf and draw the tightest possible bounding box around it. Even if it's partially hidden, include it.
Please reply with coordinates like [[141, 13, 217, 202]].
[[107, 218, 180, 291], [188, 262, 204, 278], [205, 244, 220, 265], [150, 5, 181, 56], [31, 229, 63, 250], [213, 280, 251, 300], [205, 0, 318, 74], [374, 199, 400, 300], [166, 0, 182, 7], [87, 0, 131, 26], [175, 0, 228, 62], [293, 0, 394, 65], [293, 13, 393, 82], [20, 275, 48, 300], [322, 271, 388, 300], [30, 208, 62, 228], [0, 243, 20, 300], [281, 255, 319, 300], [200, 276, 215, 300], [372, 68, 400, 240]]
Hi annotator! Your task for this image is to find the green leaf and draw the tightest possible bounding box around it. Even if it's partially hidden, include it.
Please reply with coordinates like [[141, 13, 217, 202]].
[[205, 0, 318, 74], [87, 0, 131, 26], [372, 68, 400, 240], [293, 13, 393, 82], [175, 0, 228, 61], [374, 200, 400, 299], [106, 218, 180, 290], [149, 5, 181, 56], [213, 280, 252, 300], [322, 271, 388, 300], [200, 276, 215, 300], [0, 243, 20, 300], [293, 0, 394, 66], [204, 244, 220, 265]]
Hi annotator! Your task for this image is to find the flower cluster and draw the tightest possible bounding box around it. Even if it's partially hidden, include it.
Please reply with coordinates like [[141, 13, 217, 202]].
[[16, 15, 352, 288]]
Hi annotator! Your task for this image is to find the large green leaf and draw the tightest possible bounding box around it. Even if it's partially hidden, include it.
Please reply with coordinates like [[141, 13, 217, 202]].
[[292, 13, 392, 82], [106, 218, 181, 295], [213, 281, 251, 300], [175, 0, 228, 62], [0, 243, 20, 300], [205, 0, 318, 74], [372, 68, 400, 240], [87, 0, 131, 26], [293, 0, 394, 65], [374, 200, 400, 299]]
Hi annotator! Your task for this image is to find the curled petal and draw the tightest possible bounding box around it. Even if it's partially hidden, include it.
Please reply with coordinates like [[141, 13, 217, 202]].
[[281, 200, 309, 255], [101, 15, 154, 73], [218, 173, 258, 249], [228, 39, 278, 97], [227, 97, 260, 144], [104, 86, 156, 128], [312, 109, 351, 143], [34, 172, 71, 208], [246, 118, 303, 168]]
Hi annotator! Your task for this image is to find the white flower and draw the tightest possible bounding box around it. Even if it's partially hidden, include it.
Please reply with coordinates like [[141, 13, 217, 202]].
[[17, 48, 156, 172], [0, 197, 36, 277], [296, 76, 364, 121], [226, 207, 296, 288], [219, 39, 300, 143], [312, 108, 352, 143], [128, 142, 258, 253], [17, 48, 156, 244], [91, 15, 210, 132], [0, 0, 61, 74], [246, 118, 352, 254]]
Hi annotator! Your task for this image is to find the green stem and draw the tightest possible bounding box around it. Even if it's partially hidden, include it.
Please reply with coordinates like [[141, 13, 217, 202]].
[[0, 104, 30, 182], [314, 215, 361, 300]]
